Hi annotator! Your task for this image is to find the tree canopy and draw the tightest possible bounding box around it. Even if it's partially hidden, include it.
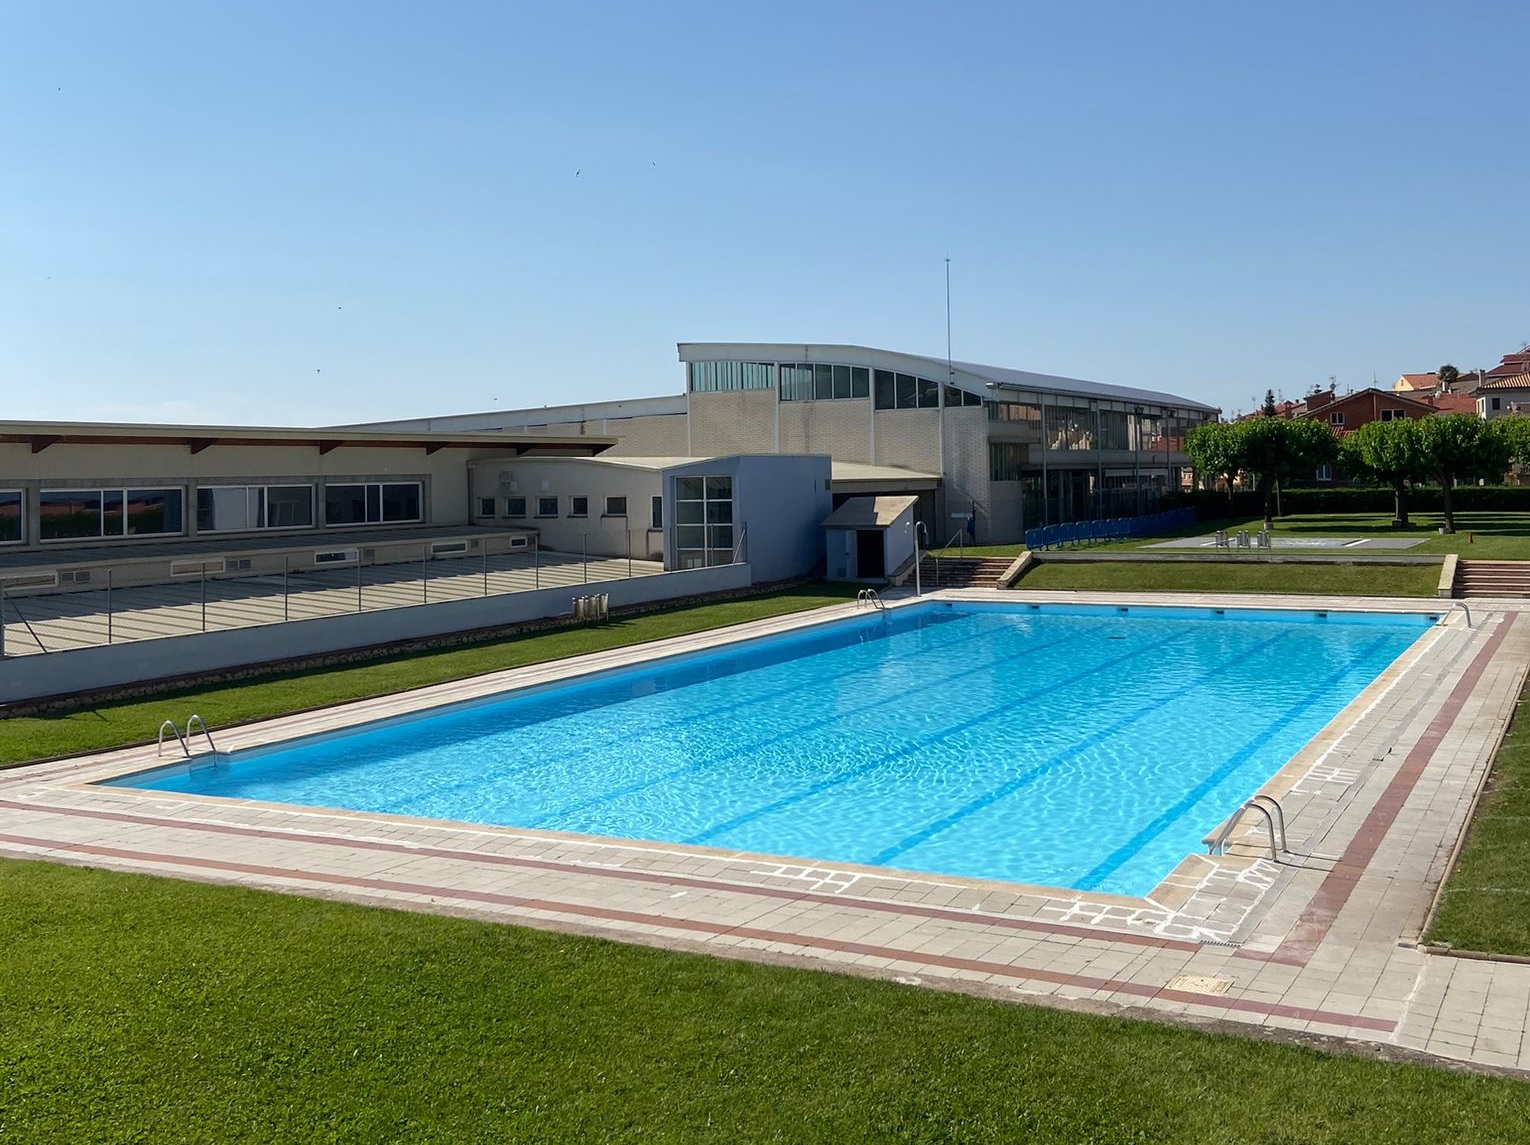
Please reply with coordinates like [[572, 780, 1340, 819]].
[[1338, 418, 1429, 526], [1417, 414, 1512, 533]]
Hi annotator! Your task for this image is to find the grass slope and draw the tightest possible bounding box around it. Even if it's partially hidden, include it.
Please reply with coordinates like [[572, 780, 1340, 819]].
[[3, 858, 1529, 1144], [1427, 670, 1530, 957], [1014, 562, 1440, 597], [0, 584, 857, 768]]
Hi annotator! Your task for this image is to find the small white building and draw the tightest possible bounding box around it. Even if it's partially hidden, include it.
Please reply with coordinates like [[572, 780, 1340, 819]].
[[468, 453, 833, 583], [821, 495, 919, 582]]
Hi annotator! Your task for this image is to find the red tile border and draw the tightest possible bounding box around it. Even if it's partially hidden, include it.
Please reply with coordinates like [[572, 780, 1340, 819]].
[[0, 797, 1199, 952], [0, 831, 1392, 1034], [1245, 613, 1518, 967]]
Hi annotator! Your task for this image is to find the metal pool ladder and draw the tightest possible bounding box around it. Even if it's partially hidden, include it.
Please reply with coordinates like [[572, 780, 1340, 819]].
[[1206, 794, 1288, 861], [856, 588, 886, 610], [157, 713, 219, 758]]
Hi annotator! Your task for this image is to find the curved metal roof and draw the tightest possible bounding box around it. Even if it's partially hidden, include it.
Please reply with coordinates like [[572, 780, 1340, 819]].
[[677, 343, 1219, 414]]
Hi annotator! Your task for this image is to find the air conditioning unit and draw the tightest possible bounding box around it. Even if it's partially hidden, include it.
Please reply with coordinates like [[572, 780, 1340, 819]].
[[59, 570, 92, 584], [314, 549, 359, 566]]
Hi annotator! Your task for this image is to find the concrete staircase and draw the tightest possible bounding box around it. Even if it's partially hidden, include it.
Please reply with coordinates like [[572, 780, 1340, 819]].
[[1454, 560, 1530, 598], [917, 555, 1014, 590]]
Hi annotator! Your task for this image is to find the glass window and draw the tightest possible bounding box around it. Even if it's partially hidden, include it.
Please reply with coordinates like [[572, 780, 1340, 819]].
[[990, 442, 1029, 482], [478, 497, 496, 517], [650, 495, 662, 529], [851, 366, 870, 399], [325, 482, 421, 526], [325, 484, 368, 526], [570, 495, 589, 517], [1329, 412, 1345, 426], [536, 495, 558, 517], [874, 370, 895, 409], [687, 360, 774, 393], [832, 364, 852, 400], [506, 495, 527, 518], [264, 486, 313, 528], [917, 378, 940, 409], [0, 490, 21, 544], [813, 364, 833, 400], [673, 474, 736, 568], [39, 488, 182, 540], [605, 495, 627, 516], [40, 491, 102, 540], [895, 373, 917, 408], [380, 483, 420, 522], [199, 485, 313, 531]]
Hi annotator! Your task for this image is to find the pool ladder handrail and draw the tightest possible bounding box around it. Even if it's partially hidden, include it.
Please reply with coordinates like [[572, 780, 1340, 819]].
[[1206, 794, 1288, 861], [856, 588, 886, 610], [157, 714, 219, 758], [1445, 601, 1472, 630]]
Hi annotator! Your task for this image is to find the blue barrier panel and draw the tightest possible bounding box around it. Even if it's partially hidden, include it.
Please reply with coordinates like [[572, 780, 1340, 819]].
[[1024, 528, 1040, 550]]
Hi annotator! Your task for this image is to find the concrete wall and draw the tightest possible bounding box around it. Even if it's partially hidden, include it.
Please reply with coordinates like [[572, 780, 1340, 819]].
[[688, 390, 777, 455], [469, 457, 663, 559], [779, 399, 872, 463], [0, 564, 752, 705]]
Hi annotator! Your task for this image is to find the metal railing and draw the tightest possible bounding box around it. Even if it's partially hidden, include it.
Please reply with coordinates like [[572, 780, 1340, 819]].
[[0, 531, 663, 659], [856, 588, 886, 610], [1206, 795, 1289, 861]]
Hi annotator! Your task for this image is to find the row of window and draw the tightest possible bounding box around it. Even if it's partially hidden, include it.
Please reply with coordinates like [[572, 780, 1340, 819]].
[[687, 359, 986, 409], [478, 494, 664, 529], [0, 482, 423, 543]]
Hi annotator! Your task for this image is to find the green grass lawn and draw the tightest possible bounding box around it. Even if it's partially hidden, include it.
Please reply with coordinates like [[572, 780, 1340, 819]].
[[3, 858, 1528, 1144], [1426, 669, 1530, 957], [972, 511, 1530, 561], [1013, 561, 1441, 597], [0, 583, 858, 769]]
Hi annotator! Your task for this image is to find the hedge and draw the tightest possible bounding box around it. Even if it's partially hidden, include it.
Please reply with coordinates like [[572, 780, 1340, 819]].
[[1162, 485, 1530, 520]]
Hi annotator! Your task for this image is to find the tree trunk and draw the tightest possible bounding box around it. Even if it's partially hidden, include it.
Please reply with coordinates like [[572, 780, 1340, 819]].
[[1260, 477, 1275, 531], [1224, 473, 1235, 519], [1390, 480, 1409, 529], [1440, 474, 1455, 534]]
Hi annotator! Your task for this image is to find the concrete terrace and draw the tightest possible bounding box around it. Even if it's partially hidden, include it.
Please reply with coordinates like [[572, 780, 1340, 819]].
[[0, 550, 661, 656], [2, 588, 1528, 1075]]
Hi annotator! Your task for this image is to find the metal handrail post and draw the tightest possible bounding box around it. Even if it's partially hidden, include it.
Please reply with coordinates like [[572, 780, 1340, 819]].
[[582, 534, 588, 584], [106, 568, 113, 644], [534, 541, 540, 590], [283, 557, 289, 622], [356, 557, 363, 612], [0, 583, 6, 659], [201, 565, 207, 632], [627, 529, 632, 578], [422, 545, 429, 604], [482, 546, 489, 596]]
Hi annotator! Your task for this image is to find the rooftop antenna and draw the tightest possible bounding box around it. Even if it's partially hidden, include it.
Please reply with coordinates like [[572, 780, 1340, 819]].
[[945, 257, 953, 384]]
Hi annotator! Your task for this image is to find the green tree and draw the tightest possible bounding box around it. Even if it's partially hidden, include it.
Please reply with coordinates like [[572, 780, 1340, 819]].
[[1184, 422, 1245, 517], [1232, 417, 1338, 529], [1494, 414, 1530, 482], [1338, 418, 1428, 527], [1262, 389, 1277, 417], [1416, 414, 1512, 533], [1438, 364, 1460, 385]]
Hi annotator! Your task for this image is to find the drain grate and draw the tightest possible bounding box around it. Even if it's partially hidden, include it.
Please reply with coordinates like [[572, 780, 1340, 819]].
[[1166, 974, 1233, 995]]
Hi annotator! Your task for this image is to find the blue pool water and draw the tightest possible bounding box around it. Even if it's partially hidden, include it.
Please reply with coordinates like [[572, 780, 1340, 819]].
[[112, 602, 1435, 896]]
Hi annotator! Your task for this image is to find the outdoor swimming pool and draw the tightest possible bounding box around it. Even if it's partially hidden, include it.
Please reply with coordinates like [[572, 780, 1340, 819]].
[[110, 601, 1437, 896]]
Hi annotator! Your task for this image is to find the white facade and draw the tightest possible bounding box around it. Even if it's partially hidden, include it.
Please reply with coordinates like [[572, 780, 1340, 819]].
[[364, 343, 1218, 544]]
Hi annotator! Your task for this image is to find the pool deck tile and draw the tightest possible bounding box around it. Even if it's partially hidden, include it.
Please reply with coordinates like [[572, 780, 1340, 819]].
[[4, 589, 1530, 1076]]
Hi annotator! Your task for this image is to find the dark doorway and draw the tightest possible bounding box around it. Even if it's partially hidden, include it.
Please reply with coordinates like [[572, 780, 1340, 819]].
[[856, 529, 885, 578]]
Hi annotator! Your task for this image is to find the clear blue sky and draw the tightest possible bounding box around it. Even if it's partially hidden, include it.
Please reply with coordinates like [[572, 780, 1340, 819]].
[[4, 0, 1527, 425]]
